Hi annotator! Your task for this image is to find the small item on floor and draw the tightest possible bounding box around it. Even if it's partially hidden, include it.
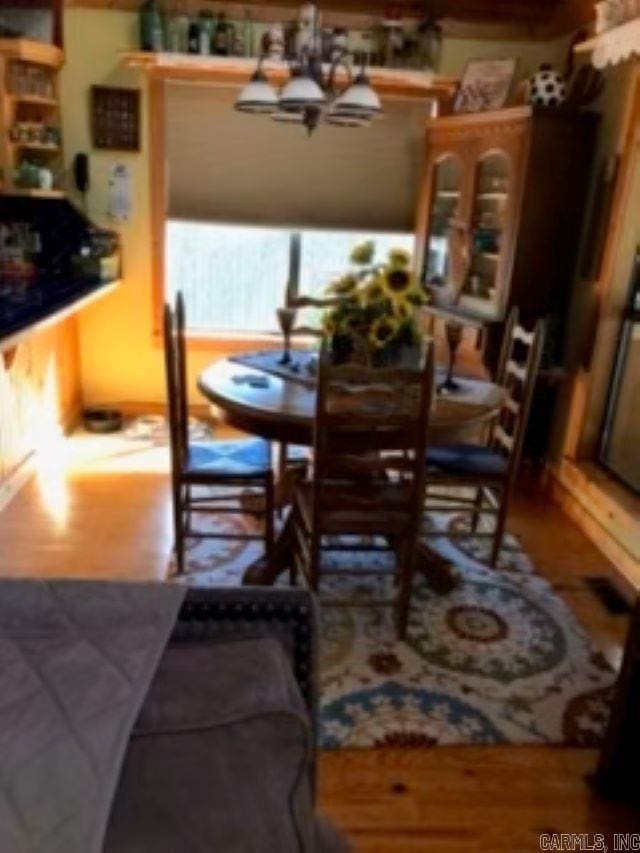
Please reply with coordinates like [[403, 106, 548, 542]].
[[231, 373, 270, 388], [83, 407, 123, 433], [124, 414, 213, 443]]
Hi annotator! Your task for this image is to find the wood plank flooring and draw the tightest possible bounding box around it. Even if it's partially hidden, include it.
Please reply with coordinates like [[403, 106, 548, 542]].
[[0, 433, 638, 851]]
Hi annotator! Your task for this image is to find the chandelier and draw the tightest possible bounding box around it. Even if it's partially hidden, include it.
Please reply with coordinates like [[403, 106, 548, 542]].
[[234, 11, 382, 134]]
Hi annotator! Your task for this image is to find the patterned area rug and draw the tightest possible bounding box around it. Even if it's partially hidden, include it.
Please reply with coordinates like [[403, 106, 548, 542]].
[[174, 504, 616, 749]]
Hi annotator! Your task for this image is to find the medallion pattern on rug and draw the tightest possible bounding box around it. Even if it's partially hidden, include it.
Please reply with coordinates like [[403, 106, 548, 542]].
[[174, 506, 616, 750]]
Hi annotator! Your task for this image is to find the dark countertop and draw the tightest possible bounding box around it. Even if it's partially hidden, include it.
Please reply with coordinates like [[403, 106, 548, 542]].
[[0, 273, 118, 350]]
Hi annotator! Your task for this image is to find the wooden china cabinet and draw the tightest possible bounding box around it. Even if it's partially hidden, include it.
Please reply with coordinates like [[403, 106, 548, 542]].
[[414, 105, 598, 375]]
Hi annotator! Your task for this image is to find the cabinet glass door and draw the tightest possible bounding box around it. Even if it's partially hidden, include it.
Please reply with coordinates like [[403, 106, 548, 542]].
[[459, 153, 510, 318], [423, 156, 462, 296]]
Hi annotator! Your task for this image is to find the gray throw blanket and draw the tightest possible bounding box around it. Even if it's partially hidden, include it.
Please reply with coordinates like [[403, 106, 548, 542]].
[[0, 579, 185, 853]]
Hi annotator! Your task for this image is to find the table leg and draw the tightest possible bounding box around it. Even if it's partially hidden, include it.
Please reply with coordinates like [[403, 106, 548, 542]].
[[242, 516, 461, 593], [243, 508, 297, 585]]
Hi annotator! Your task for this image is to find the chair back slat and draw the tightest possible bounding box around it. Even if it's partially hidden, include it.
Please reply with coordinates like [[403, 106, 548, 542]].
[[494, 424, 514, 453], [490, 308, 546, 480], [495, 306, 519, 387], [311, 340, 434, 527], [503, 396, 520, 416], [512, 326, 535, 346], [505, 359, 527, 383]]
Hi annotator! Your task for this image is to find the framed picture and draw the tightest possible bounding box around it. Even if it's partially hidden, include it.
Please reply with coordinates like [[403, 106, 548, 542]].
[[91, 85, 140, 152], [454, 58, 517, 114]]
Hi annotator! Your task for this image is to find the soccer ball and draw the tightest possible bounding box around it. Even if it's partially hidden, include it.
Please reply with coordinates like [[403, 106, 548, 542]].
[[527, 64, 567, 108]]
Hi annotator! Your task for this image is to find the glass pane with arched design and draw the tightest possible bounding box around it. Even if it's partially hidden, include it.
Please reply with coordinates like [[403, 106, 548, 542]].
[[423, 156, 462, 291], [460, 153, 510, 318]]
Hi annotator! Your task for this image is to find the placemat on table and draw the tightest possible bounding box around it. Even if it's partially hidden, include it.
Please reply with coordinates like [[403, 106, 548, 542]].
[[230, 349, 318, 387]]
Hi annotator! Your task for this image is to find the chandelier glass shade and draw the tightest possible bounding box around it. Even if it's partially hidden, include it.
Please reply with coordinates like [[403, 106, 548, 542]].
[[234, 63, 279, 114], [235, 47, 383, 134]]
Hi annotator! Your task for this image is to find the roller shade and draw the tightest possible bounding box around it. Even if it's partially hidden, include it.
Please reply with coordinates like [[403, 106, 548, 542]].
[[165, 80, 429, 230]]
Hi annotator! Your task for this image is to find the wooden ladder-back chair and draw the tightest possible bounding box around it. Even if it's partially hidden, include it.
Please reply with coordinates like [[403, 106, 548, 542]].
[[424, 308, 546, 567], [163, 293, 274, 575], [290, 340, 435, 639]]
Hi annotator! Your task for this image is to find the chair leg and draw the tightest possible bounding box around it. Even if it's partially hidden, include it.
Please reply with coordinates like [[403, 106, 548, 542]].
[[471, 486, 483, 532], [309, 530, 321, 592], [172, 477, 186, 575], [264, 473, 275, 573], [395, 534, 417, 641], [490, 487, 509, 568]]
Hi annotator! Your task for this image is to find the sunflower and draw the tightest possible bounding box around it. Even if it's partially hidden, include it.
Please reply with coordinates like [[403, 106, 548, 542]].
[[361, 275, 386, 305], [350, 240, 375, 265], [326, 273, 358, 296], [393, 298, 414, 320], [382, 266, 415, 298], [369, 315, 399, 349], [388, 247, 411, 268]]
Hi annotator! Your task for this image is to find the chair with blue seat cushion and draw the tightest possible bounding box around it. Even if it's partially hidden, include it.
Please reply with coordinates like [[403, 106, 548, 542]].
[[290, 340, 435, 640], [424, 308, 546, 567], [186, 438, 272, 477], [164, 293, 274, 575], [426, 443, 508, 477]]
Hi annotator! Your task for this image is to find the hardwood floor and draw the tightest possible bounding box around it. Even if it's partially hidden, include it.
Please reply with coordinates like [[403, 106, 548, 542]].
[[0, 432, 637, 851]]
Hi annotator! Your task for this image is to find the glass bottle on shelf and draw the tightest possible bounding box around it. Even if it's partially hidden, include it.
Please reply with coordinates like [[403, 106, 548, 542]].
[[139, 0, 164, 52], [213, 12, 230, 55], [198, 9, 214, 55], [166, 3, 185, 52], [187, 17, 200, 53]]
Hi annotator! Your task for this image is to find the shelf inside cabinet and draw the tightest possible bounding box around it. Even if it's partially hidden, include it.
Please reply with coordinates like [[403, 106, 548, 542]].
[[0, 39, 64, 68], [10, 141, 60, 153], [0, 188, 65, 199], [8, 93, 59, 107]]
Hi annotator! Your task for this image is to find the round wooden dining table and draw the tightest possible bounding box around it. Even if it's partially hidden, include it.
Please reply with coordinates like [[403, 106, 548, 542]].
[[197, 351, 504, 594], [197, 353, 504, 446]]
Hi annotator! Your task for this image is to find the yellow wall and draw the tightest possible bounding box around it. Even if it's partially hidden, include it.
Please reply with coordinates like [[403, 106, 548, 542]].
[[61, 8, 571, 407]]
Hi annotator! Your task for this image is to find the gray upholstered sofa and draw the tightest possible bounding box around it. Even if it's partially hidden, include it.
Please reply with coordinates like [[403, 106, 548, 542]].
[[104, 586, 348, 853]]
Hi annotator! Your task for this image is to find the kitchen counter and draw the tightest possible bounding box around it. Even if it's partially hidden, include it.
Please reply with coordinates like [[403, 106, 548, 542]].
[[0, 274, 118, 353]]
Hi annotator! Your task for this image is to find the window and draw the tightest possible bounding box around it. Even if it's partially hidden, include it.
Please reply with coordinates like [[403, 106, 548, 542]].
[[166, 221, 414, 335]]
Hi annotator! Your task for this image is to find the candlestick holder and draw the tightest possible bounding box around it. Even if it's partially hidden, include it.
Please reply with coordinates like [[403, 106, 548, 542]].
[[276, 306, 297, 365], [438, 319, 464, 393]]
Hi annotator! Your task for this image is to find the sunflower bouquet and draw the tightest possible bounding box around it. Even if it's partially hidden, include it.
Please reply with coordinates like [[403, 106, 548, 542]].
[[321, 240, 428, 367]]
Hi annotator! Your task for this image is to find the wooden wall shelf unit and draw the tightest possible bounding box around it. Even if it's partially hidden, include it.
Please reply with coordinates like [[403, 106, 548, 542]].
[[415, 106, 599, 374], [0, 39, 65, 198], [120, 51, 457, 104]]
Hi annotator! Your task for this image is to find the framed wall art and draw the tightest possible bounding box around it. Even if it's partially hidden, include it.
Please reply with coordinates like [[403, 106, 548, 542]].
[[91, 85, 140, 152], [454, 58, 517, 114]]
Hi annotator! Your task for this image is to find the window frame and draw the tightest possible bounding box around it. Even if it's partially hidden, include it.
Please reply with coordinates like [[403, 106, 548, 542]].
[[149, 78, 414, 350], [150, 79, 295, 352]]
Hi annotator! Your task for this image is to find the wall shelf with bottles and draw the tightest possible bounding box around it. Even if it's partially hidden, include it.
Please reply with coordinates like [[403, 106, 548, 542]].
[[120, 51, 456, 102], [0, 39, 64, 198]]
